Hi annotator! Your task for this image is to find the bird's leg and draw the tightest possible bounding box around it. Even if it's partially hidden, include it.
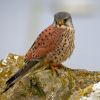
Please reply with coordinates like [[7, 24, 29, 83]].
[[43, 60, 50, 66], [50, 63, 63, 76], [43, 60, 63, 75], [51, 63, 63, 69]]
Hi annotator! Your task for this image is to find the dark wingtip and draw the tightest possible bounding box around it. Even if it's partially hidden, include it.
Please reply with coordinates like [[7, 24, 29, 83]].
[[6, 76, 16, 85], [1, 83, 15, 94], [1, 87, 9, 94]]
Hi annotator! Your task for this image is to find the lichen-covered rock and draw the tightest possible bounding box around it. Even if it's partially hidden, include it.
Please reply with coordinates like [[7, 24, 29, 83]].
[[0, 53, 100, 100], [80, 82, 100, 100]]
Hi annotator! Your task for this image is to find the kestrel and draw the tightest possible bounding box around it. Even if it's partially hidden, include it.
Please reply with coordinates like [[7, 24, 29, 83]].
[[3, 11, 75, 93]]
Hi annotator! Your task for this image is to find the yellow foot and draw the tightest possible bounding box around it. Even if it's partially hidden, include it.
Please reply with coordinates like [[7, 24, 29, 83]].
[[50, 63, 63, 76], [44, 60, 63, 76]]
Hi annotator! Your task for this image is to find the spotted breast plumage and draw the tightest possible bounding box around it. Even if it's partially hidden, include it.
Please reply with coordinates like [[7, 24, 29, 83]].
[[2, 11, 75, 93], [25, 25, 65, 63]]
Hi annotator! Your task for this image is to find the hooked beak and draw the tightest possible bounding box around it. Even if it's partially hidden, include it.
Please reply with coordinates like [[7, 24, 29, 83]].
[[57, 20, 64, 26]]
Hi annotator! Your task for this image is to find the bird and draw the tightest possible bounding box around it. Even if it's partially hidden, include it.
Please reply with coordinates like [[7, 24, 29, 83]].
[[2, 11, 75, 93]]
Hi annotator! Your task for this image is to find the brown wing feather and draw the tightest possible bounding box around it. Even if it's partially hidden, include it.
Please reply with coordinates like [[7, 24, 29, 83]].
[[25, 25, 64, 62]]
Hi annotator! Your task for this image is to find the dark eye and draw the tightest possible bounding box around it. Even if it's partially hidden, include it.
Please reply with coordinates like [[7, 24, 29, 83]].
[[55, 20, 57, 24], [64, 18, 67, 22]]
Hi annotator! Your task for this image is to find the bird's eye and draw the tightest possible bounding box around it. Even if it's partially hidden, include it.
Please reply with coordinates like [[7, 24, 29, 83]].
[[64, 18, 67, 22], [55, 20, 57, 24]]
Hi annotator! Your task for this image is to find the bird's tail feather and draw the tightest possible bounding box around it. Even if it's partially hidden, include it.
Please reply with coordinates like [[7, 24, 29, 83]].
[[1, 60, 39, 93]]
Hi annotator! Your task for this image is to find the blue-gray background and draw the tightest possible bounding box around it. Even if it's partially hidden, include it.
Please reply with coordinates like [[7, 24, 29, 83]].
[[0, 0, 100, 71]]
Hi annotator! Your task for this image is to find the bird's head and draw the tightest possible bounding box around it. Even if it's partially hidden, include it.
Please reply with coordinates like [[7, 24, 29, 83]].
[[53, 11, 73, 29]]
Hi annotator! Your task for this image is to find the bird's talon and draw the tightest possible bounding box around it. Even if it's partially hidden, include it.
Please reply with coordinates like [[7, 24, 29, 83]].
[[50, 64, 63, 76]]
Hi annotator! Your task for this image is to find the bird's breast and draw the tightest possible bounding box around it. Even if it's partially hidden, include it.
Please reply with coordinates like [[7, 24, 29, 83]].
[[46, 27, 75, 64]]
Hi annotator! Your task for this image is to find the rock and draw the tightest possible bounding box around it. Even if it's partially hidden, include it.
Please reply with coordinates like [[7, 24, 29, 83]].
[[80, 82, 100, 100], [0, 53, 100, 100]]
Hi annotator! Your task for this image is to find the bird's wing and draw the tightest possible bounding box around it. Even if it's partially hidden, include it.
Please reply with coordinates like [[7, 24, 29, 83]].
[[2, 25, 65, 93], [25, 25, 64, 62], [2, 25, 64, 93]]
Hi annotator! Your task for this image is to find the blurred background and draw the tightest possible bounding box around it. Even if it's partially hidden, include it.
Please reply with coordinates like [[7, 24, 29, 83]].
[[0, 0, 100, 71]]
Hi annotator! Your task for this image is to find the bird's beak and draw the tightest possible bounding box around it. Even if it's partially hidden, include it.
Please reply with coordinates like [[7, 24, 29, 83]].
[[57, 20, 64, 26]]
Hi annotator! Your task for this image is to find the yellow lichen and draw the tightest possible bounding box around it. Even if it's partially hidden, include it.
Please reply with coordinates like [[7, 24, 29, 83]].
[[0, 53, 100, 100]]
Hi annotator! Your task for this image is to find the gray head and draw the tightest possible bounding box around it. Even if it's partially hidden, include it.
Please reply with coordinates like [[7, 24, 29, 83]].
[[54, 12, 73, 28]]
